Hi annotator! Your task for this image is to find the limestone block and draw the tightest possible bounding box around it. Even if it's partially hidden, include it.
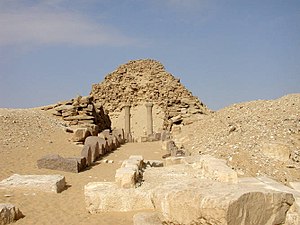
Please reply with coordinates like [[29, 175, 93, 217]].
[[182, 155, 238, 183], [0, 204, 24, 225], [81, 145, 92, 167], [161, 140, 178, 155], [115, 167, 137, 188], [164, 156, 185, 166], [97, 138, 106, 155], [37, 154, 83, 173], [72, 128, 91, 142], [84, 136, 100, 162], [0, 174, 66, 193], [84, 182, 154, 213], [54, 105, 74, 112], [112, 128, 125, 144], [133, 212, 162, 225], [151, 178, 295, 225], [129, 155, 144, 168]]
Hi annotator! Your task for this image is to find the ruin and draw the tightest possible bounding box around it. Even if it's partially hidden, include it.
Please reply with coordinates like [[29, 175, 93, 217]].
[[90, 59, 211, 140]]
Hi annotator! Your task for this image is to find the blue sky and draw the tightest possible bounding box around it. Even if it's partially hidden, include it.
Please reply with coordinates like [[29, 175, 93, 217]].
[[0, 0, 299, 110]]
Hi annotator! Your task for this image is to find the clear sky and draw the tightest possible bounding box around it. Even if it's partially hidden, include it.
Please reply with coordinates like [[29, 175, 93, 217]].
[[0, 0, 299, 110]]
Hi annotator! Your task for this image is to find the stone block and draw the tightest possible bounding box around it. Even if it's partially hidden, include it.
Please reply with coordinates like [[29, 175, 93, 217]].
[[164, 156, 185, 166], [37, 154, 82, 173], [112, 128, 125, 144], [0, 204, 24, 225], [126, 155, 144, 170], [161, 140, 177, 155], [84, 136, 100, 162], [151, 178, 295, 225], [81, 145, 92, 167], [182, 155, 238, 183], [133, 212, 161, 225], [115, 167, 137, 188], [84, 182, 154, 213], [0, 174, 66, 193], [97, 138, 107, 155], [72, 128, 91, 142]]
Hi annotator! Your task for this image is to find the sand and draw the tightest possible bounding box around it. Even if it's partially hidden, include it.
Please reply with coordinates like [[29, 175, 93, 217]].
[[0, 108, 165, 225]]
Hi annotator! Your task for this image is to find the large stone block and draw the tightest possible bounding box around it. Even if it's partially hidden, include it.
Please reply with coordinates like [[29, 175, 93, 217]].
[[0, 174, 66, 193], [72, 128, 91, 142], [37, 154, 83, 173], [81, 145, 92, 167], [185, 155, 238, 183], [84, 136, 100, 162], [115, 167, 137, 188], [0, 204, 24, 225], [112, 128, 125, 144], [151, 178, 295, 225], [84, 182, 154, 213]]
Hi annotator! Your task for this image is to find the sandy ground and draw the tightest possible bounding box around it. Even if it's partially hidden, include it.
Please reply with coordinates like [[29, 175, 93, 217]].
[[0, 108, 164, 225]]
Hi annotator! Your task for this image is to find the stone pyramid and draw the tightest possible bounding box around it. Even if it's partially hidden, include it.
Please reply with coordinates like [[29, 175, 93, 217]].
[[90, 59, 210, 139]]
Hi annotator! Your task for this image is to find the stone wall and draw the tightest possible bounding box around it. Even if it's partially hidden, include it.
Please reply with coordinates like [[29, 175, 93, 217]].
[[42, 95, 111, 137], [90, 59, 211, 140]]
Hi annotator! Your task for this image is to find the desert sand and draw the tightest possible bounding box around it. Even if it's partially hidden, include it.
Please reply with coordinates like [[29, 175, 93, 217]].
[[0, 108, 164, 225]]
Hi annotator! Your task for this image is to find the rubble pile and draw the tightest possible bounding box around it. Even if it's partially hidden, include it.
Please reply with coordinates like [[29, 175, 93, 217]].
[[90, 59, 210, 130], [173, 94, 300, 184]]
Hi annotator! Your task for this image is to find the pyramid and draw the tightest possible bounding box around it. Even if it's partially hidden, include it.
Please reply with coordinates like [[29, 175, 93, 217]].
[[90, 59, 210, 139]]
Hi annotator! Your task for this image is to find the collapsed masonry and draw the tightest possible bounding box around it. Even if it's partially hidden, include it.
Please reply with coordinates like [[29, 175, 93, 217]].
[[42, 59, 210, 142], [90, 59, 211, 140], [42, 95, 111, 141], [84, 154, 300, 225]]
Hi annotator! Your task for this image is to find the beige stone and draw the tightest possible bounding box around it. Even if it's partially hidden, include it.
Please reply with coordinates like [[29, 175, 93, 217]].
[[0, 174, 66, 193], [84, 182, 154, 213], [72, 128, 91, 142], [151, 178, 295, 225], [115, 167, 137, 188]]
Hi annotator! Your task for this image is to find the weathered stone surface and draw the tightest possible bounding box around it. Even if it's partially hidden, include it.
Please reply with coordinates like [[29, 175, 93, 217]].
[[161, 140, 178, 156], [84, 136, 100, 162], [0, 174, 66, 193], [115, 167, 137, 188], [37, 154, 82, 173], [112, 128, 125, 144], [84, 182, 154, 213], [0, 204, 24, 225], [81, 145, 92, 167], [72, 128, 91, 142], [90, 59, 210, 139], [164, 156, 185, 166], [151, 178, 295, 225], [133, 212, 161, 225], [182, 155, 238, 183]]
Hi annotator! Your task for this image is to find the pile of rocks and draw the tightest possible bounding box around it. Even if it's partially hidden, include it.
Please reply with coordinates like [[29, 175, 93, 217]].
[[42, 95, 111, 142], [173, 94, 300, 184], [90, 59, 211, 137]]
